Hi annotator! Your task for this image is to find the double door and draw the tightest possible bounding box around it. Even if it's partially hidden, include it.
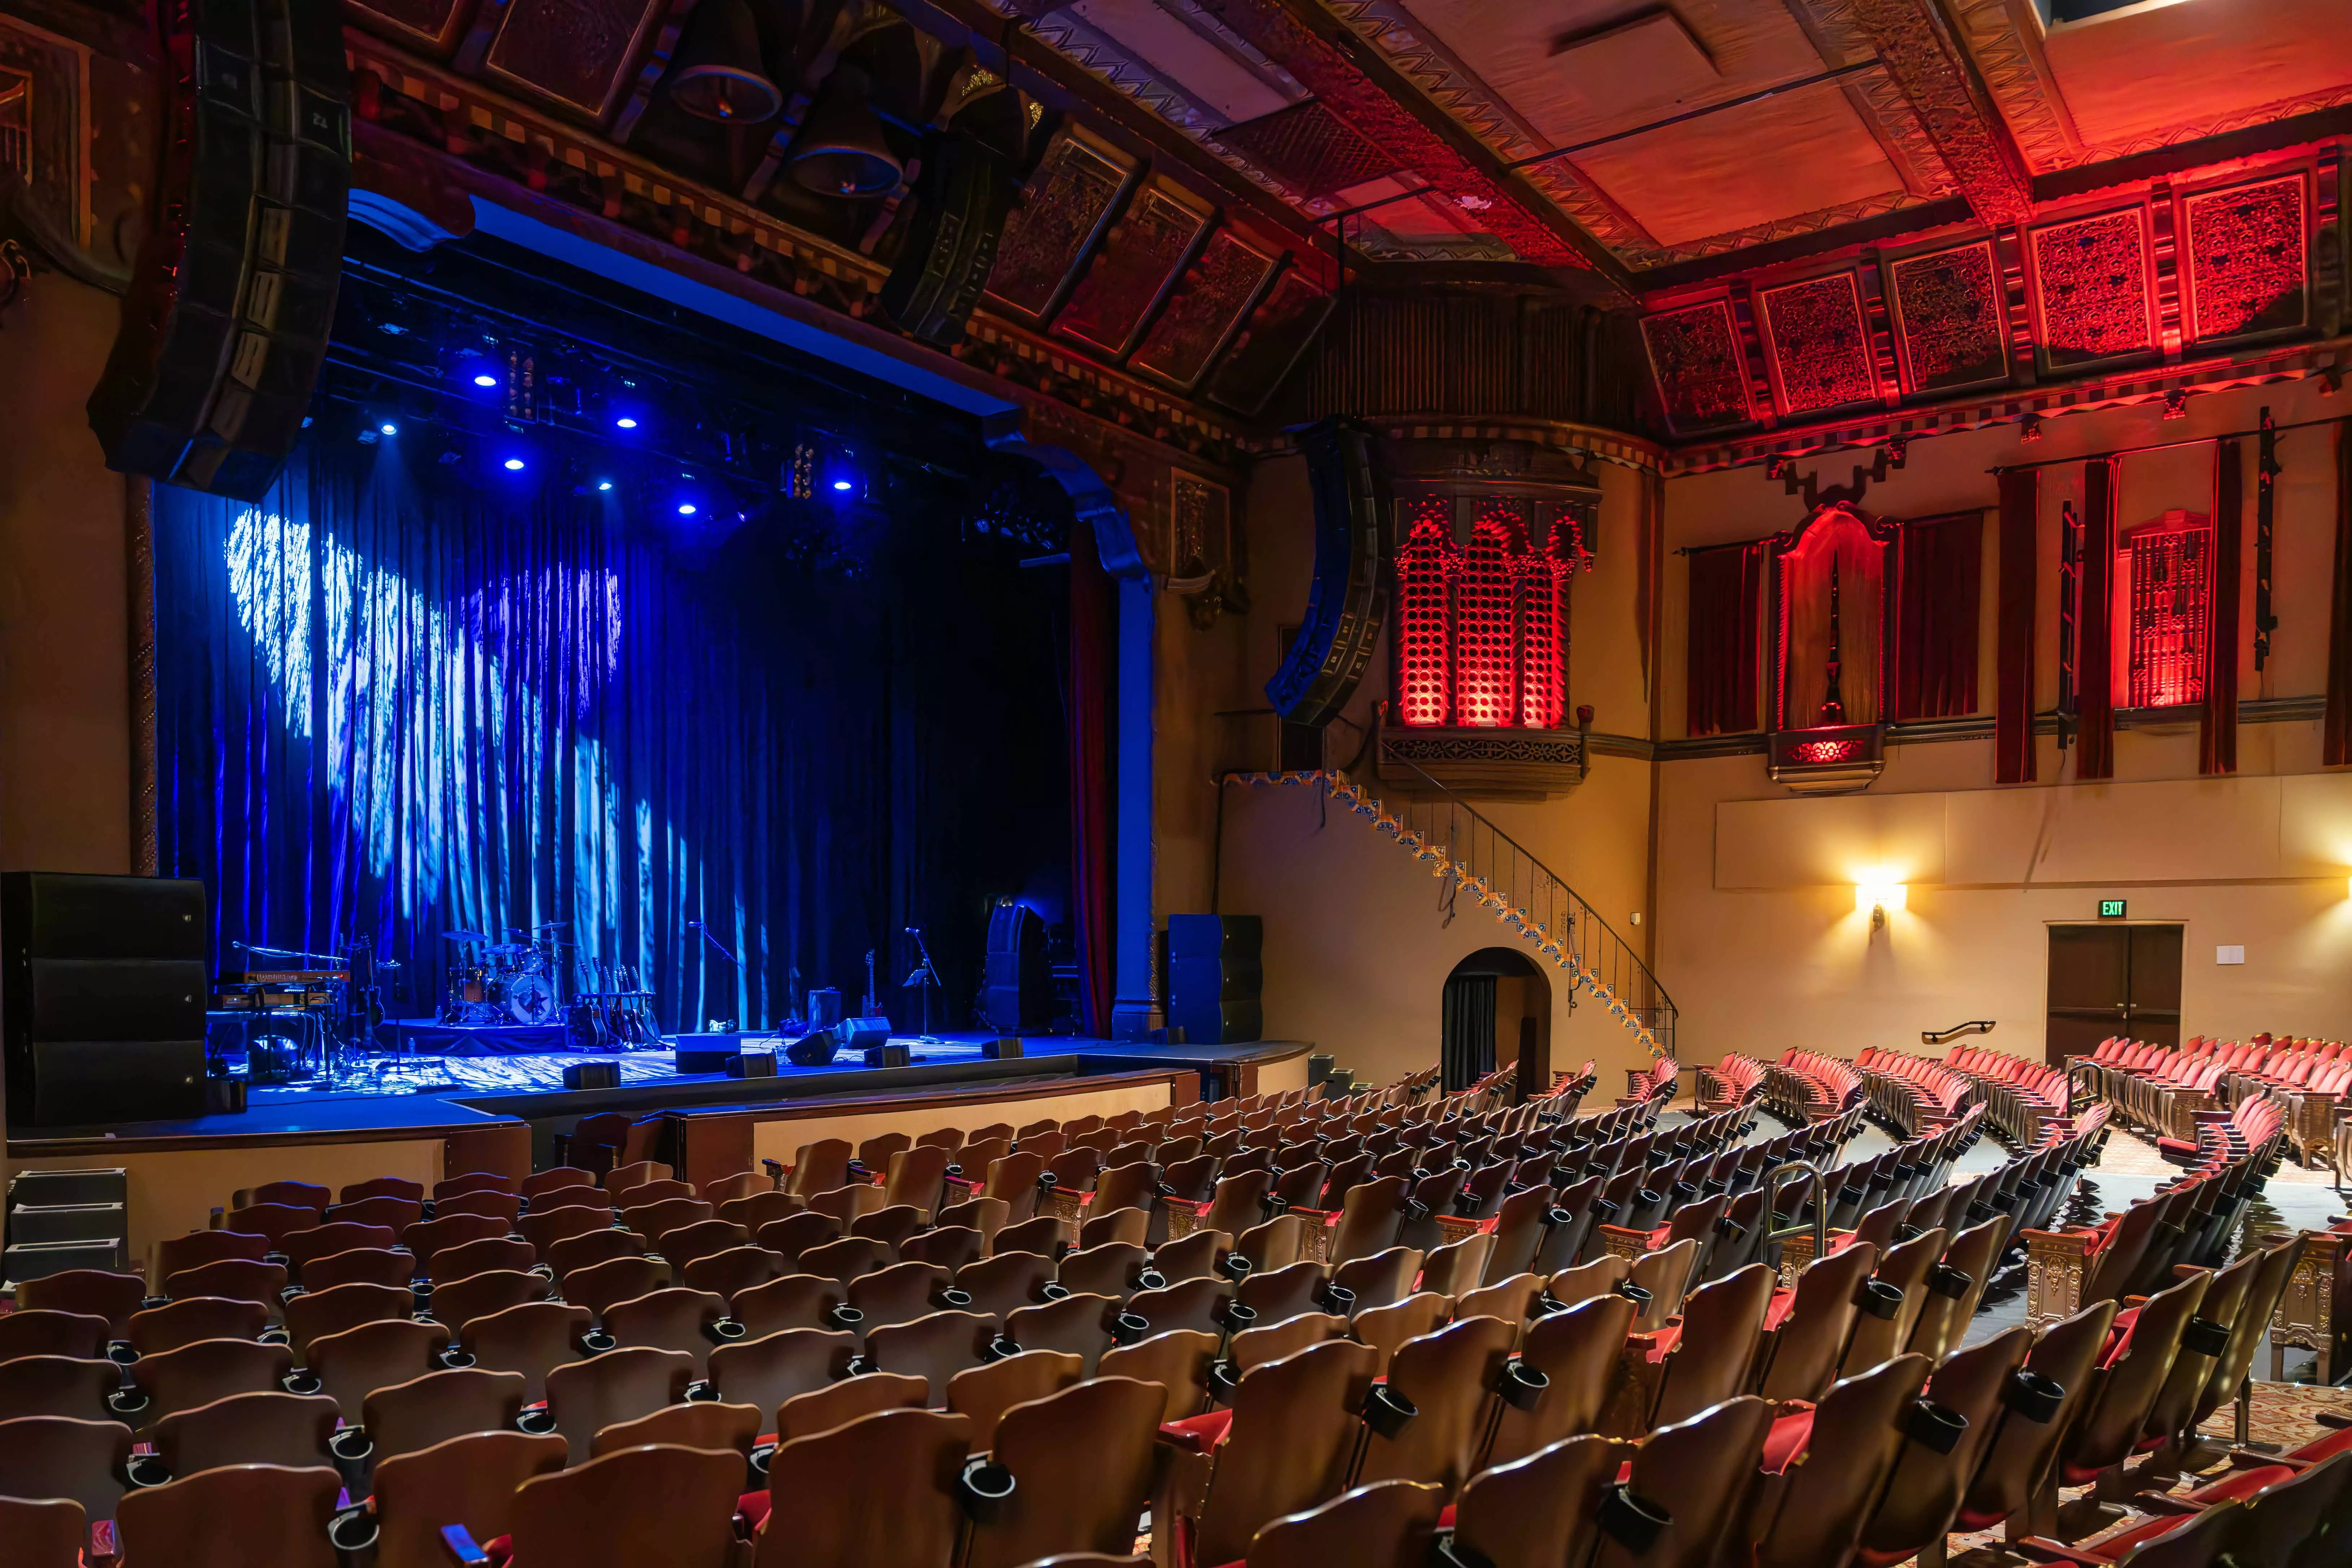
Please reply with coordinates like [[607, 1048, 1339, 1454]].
[[2046, 923, 2182, 1066]]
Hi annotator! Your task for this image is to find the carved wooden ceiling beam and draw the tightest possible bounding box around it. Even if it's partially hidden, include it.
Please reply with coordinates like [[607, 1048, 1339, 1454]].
[[1181, 0, 1628, 286], [1844, 0, 2035, 230]]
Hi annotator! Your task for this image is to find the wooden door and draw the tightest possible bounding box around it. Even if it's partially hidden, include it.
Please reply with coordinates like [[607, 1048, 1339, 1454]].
[[2045, 923, 2182, 1065]]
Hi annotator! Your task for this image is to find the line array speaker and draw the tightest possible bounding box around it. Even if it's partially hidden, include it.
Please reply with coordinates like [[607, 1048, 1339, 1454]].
[[4, 874, 210, 1127], [1166, 913, 1263, 1046], [1265, 418, 1392, 728], [980, 901, 1048, 1035], [880, 130, 1017, 348], [89, 0, 351, 501]]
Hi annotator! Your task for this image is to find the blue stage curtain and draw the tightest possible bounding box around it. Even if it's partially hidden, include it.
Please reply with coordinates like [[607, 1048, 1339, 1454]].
[[154, 441, 1068, 1034]]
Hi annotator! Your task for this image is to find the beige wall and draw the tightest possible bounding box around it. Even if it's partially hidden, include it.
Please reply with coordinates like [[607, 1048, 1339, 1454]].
[[1654, 374, 2352, 1062], [0, 272, 132, 874]]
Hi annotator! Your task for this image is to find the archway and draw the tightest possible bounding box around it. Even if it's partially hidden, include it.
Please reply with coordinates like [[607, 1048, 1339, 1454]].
[[1442, 946, 1552, 1094]]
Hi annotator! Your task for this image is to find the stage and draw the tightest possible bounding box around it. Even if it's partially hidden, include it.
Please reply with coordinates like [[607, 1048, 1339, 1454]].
[[3, 1033, 1315, 1275]]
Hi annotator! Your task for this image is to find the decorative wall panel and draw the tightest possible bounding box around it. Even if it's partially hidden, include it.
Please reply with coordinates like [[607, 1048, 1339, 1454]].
[[1756, 271, 1877, 417], [2028, 207, 2157, 370], [2180, 173, 2308, 347], [986, 127, 1137, 325], [481, 0, 671, 123], [1394, 496, 1454, 728], [1640, 299, 1756, 436], [1211, 100, 1396, 200], [0, 16, 85, 245], [1056, 183, 1210, 358], [345, 0, 479, 56], [1886, 239, 2009, 394], [1131, 228, 1278, 389]]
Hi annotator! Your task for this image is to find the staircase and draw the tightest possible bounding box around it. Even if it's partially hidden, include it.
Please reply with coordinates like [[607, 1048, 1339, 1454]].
[[1228, 761, 1677, 1062]]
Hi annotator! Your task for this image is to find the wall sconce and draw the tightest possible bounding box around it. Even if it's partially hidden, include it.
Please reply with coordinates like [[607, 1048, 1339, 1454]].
[[1856, 880, 1906, 931]]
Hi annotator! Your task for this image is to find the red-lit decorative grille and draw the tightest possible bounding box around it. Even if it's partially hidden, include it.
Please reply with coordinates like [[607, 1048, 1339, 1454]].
[[1757, 272, 1877, 416], [2030, 209, 2155, 368], [2120, 513, 2212, 709], [1394, 498, 1454, 727], [1392, 497, 1580, 730], [2181, 175, 2307, 344], [1518, 545, 1568, 729], [1456, 505, 1523, 728], [1789, 738, 1861, 764]]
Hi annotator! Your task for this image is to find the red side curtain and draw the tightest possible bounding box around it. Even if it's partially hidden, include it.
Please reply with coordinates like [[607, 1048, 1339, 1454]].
[[1894, 513, 1983, 720], [1067, 536, 1116, 1039], [2077, 458, 2119, 781], [1995, 469, 2039, 783], [1685, 542, 1761, 736], [2199, 438, 2244, 776], [2327, 421, 2352, 766]]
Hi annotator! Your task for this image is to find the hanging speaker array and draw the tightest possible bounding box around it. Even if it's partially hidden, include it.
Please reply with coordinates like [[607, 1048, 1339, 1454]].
[[1267, 418, 1394, 728], [88, 0, 351, 501]]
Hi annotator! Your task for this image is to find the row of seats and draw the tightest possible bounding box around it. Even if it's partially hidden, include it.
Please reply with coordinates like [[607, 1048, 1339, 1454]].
[[1692, 1053, 1766, 1115], [1853, 1046, 1973, 1136], [1765, 1050, 1865, 1124], [1616, 1056, 1678, 1107], [1941, 1045, 2071, 1145]]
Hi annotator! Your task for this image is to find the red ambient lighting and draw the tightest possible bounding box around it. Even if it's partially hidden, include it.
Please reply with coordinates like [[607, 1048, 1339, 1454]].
[[1789, 738, 1861, 765], [1391, 496, 1577, 729]]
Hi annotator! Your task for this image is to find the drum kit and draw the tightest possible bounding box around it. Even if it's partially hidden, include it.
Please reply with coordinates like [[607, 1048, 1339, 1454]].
[[440, 924, 569, 1026], [440, 924, 663, 1050]]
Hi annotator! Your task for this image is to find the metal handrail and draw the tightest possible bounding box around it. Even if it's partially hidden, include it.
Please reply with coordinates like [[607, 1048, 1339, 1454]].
[[1339, 751, 1679, 1060], [1923, 1019, 1997, 1046], [1761, 1160, 1828, 1260]]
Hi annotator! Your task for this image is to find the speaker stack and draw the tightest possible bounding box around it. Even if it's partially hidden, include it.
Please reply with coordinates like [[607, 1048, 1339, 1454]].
[[879, 131, 1018, 348], [980, 901, 1048, 1035], [3, 873, 211, 1127], [88, 0, 351, 500], [1166, 914, 1264, 1047]]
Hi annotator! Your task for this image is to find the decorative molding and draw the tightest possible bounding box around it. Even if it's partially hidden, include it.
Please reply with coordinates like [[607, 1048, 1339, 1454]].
[[1755, 269, 1879, 417], [1944, 0, 2084, 172], [1376, 724, 1589, 796], [1884, 237, 2012, 395], [1641, 298, 1761, 435], [1845, 0, 2035, 228], [2177, 171, 2311, 350], [2026, 203, 2159, 373]]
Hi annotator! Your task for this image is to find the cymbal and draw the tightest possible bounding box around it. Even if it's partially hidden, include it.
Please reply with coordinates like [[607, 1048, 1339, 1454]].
[[445, 931, 490, 943]]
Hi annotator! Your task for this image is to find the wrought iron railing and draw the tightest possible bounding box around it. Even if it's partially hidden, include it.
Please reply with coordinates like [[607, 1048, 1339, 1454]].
[[1222, 739, 1676, 1061]]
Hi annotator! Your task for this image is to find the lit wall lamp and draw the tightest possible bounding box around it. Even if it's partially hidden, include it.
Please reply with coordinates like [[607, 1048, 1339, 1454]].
[[1856, 880, 1906, 931]]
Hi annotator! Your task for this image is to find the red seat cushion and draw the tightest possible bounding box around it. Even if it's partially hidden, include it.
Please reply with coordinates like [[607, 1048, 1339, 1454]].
[[1159, 1409, 1235, 1455], [1762, 1408, 1817, 1475], [2290, 1425, 2352, 1464], [1764, 1291, 1797, 1332], [739, 1492, 770, 1531]]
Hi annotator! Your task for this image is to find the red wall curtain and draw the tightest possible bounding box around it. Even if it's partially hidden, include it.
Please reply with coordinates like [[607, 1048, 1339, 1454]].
[[1686, 542, 1761, 735], [2327, 421, 2352, 766], [1067, 536, 1116, 1038], [1995, 469, 2039, 783], [2199, 438, 2244, 775], [2077, 458, 2119, 780], [1894, 513, 1982, 720]]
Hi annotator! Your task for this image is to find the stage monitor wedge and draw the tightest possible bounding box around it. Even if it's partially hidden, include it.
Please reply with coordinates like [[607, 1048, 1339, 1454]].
[[88, 0, 351, 501], [1265, 419, 1392, 729], [880, 130, 1018, 348]]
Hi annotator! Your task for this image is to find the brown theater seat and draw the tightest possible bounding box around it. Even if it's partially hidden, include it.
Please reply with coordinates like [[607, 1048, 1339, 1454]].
[[116, 1462, 342, 1568], [368, 1430, 565, 1568]]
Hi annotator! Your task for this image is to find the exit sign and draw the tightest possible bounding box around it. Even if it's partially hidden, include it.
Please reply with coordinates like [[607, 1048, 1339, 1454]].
[[2099, 899, 2127, 918]]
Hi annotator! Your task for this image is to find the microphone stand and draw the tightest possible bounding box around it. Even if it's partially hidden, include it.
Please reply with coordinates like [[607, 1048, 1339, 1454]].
[[901, 926, 943, 1043], [686, 919, 746, 1038]]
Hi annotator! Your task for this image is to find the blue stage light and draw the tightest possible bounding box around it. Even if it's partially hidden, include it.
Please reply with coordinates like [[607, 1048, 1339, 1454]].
[[615, 416, 639, 430], [504, 457, 526, 471], [677, 502, 698, 516], [379, 422, 398, 436], [597, 480, 614, 492], [473, 373, 498, 387], [831, 479, 853, 492]]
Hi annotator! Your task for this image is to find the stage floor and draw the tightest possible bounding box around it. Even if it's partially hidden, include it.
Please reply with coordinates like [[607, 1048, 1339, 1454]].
[[5, 1031, 1317, 1152]]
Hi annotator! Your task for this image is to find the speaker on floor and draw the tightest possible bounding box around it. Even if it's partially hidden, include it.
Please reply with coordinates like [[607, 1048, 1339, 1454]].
[[4, 874, 211, 1127], [980, 900, 1049, 1035], [864, 1044, 912, 1069], [879, 129, 1018, 348], [982, 1037, 1023, 1060], [562, 1060, 620, 1090], [840, 1018, 892, 1056], [1166, 914, 1264, 1047], [87, 0, 350, 500], [784, 1029, 839, 1068], [1265, 418, 1391, 728]]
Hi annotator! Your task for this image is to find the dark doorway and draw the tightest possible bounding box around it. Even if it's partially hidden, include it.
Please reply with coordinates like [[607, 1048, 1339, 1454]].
[[2046, 923, 2183, 1065], [1442, 947, 1551, 1096]]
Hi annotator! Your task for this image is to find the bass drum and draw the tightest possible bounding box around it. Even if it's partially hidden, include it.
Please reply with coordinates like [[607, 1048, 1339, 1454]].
[[505, 971, 558, 1025]]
